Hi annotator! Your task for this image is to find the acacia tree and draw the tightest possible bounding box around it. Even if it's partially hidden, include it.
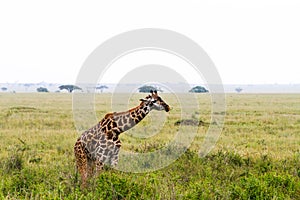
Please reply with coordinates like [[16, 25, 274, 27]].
[[1, 87, 7, 92], [58, 85, 82, 93], [235, 87, 243, 93], [138, 85, 162, 93], [189, 86, 209, 93], [96, 85, 108, 93]]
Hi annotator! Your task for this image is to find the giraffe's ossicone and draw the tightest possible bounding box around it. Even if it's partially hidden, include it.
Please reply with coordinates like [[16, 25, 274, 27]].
[[74, 90, 170, 187]]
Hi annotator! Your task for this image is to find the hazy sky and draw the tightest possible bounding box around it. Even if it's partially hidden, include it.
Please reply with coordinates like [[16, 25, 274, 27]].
[[1, 0, 300, 84]]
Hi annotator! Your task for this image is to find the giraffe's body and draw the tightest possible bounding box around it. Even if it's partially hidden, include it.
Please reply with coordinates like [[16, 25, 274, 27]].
[[74, 91, 170, 187]]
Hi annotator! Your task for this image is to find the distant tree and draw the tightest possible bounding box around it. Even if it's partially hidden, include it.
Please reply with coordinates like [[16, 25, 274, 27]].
[[37, 87, 49, 93], [24, 84, 29, 91], [138, 85, 163, 93], [58, 85, 82, 93], [96, 85, 108, 93], [189, 86, 209, 93], [235, 87, 243, 93], [1, 87, 7, 91]]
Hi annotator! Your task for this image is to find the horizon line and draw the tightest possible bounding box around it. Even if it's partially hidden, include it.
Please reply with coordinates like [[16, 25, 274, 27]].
[[1, 82, 300, 85]]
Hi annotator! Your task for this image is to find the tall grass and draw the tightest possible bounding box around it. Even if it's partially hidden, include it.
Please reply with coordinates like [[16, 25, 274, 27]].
[[0, 93, 300, 199]]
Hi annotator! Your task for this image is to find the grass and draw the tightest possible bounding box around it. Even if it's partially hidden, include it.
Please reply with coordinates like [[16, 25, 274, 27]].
[[0, 93, 300, 199]]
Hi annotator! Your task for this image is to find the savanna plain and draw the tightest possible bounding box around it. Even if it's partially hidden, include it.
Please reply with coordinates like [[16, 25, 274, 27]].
[[0, 93, 299, 199]]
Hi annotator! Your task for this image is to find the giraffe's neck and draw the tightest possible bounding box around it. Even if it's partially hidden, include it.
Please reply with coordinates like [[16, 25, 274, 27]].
[[100, 102, 151, 135], [116, 102, 150, 132]]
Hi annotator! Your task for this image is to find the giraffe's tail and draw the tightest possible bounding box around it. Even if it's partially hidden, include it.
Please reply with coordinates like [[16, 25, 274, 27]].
[[73, 139, 80, 189]]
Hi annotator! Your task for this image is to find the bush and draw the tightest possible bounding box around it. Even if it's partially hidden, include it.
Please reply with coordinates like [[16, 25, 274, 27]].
[[230, 173, 299, 199], [36, 87, 49, 92]]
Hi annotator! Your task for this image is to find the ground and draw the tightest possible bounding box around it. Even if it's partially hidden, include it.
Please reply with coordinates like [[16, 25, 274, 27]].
[[0, 93, 299, 199]]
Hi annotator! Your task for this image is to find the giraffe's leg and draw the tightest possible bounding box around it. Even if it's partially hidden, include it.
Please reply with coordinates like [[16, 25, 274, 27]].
[[87, 158, 93, 177], [95, 159, 104, 176], [110, 147, 120, 167], [110, 153, 119, 167], [74, 139, 88, 188]]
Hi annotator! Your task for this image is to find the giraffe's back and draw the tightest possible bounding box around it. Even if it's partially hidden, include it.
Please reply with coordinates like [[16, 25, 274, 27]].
[[77, 120, 121, 164]]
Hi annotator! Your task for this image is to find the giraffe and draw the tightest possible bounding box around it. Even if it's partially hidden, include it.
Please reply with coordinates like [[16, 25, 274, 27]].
[[74, 90, 170, 187]]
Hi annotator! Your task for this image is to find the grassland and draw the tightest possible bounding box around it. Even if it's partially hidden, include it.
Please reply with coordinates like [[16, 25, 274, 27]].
[[0, 93, 300, 199]]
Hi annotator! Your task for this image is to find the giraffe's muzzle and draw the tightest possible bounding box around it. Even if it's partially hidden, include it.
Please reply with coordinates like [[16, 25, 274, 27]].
[[164, 104, 170, 112]]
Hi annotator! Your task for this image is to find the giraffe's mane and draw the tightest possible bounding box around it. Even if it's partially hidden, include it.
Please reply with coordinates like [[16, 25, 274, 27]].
[[104, 103, 144, 119]]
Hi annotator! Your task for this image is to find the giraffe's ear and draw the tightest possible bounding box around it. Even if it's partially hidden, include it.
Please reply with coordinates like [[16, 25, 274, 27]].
[[140, 98, 147, 102]]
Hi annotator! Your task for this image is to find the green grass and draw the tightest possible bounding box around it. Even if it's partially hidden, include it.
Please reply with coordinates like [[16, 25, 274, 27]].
[[0, 93, 300, 199]]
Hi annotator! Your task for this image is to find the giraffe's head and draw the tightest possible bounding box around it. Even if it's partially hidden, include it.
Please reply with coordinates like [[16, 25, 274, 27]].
[[140, 90, 170, 112]]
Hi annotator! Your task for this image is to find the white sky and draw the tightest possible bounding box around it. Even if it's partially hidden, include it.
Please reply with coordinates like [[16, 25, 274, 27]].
[[0, 0, 300, 84], [99, 50, 206, 85]]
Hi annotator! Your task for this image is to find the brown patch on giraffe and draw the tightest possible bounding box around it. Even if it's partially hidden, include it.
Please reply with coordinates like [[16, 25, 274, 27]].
[[112, 136, 118, 141], [137, 115, 143, 121], [131, 112, 136, 118], [134, 118, 139, 124], [129, 118, 135, 126], [115, 140, 121, 148], [122, 117, 128, 124], [106, 131, 113, 140], [123, 124, 130, 131], [112, 121, 117, 128], [113, 127, 122, 135]]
